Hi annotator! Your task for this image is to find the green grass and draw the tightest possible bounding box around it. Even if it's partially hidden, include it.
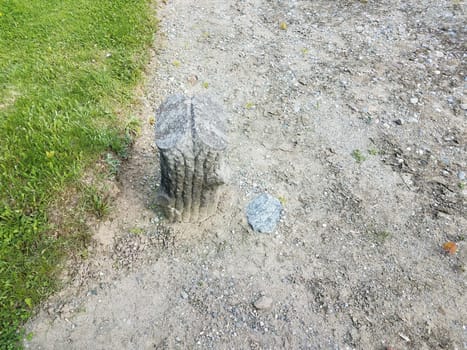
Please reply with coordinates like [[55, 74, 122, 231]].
[[351, 149, 366, 163], [0, 0, 155, 347]]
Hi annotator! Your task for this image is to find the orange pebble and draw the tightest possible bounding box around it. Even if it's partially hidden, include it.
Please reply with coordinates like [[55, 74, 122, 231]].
[[442, 241, 457, 255]]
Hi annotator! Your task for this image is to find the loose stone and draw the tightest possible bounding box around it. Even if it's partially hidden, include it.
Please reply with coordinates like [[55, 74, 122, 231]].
[[253, 296, 273, 310], [246, 193, 282, 233]]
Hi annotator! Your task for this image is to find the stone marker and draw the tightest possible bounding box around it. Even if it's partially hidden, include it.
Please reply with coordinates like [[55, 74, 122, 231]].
[[246, 193, 282, 233], [155, 94, 227, 222]]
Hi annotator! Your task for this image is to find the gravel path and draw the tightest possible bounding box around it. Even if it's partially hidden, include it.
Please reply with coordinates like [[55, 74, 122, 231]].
[[26, 1, 466, 349]]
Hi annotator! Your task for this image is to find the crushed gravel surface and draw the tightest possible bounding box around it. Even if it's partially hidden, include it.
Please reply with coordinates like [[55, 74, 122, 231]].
[[26, 1, 466, 349]]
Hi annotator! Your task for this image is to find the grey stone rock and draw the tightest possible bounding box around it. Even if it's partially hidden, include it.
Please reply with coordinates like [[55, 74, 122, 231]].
[[440, 156, 450, 166], [155, 93, 227, 222], [253, 296, 273, 310], [458, 171, 466, 181], [246, 193, 282, 233]]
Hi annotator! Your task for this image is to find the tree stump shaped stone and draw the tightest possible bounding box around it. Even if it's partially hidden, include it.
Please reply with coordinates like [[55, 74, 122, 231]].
[[155, 94, 227, 222]]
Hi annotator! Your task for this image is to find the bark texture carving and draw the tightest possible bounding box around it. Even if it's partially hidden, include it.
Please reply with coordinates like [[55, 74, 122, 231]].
[[155, 94, 227, 222]]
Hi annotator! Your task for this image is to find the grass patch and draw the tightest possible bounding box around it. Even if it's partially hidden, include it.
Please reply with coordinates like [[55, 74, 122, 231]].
[[351, 149, 366, 163], [367, 228, 391, 244], [0, 0, 155, 347], [82, 185, 111, 219]]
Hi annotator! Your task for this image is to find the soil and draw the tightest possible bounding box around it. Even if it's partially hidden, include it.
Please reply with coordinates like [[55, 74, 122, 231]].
[[25, 0, 466, 349]]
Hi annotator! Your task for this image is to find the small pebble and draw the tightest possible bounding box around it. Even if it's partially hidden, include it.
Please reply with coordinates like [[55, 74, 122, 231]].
[[410, 97, 418, 104], [458, 171, 466, 181], [253, 296, 273, 310]]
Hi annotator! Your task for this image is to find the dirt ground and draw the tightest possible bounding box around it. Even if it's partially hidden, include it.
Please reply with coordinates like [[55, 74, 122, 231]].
[[25, 0, 466, 349]]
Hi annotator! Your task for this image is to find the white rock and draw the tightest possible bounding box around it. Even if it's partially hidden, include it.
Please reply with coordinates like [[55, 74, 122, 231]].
[[253, 296, 273, 310]]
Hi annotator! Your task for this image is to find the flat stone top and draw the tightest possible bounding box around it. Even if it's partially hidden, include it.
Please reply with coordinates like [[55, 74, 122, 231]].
[[155, 94, 191, 149], [155, 93, 227, 150], [192, 95, 227, 150]]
